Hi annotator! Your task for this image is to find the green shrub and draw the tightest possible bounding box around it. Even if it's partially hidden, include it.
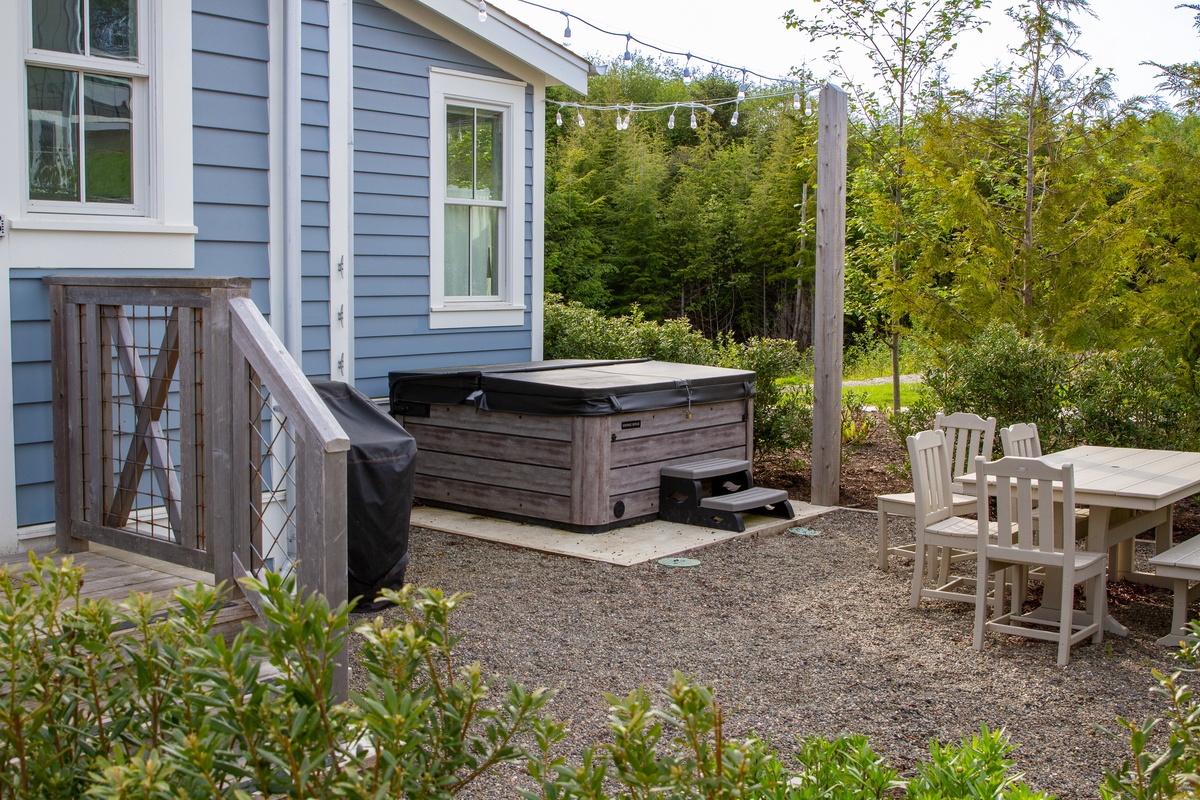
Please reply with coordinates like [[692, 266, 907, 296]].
[[908, 727, 1050, 800], [0, 555, 551, 799], [923, 324, 1071, 450], [922, 324, 1200, 455], [1067, 347, 1200, 452]]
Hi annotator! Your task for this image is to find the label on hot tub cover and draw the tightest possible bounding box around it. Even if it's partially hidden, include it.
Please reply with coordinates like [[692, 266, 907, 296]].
[[621, 420, 641, 430]]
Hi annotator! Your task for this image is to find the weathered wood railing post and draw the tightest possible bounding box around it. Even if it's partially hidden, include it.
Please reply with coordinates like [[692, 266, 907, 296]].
[[812, 84, 848, 507]]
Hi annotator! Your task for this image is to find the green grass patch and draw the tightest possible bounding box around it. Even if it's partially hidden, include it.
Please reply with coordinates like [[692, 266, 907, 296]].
[[845, 382, 923, 409]]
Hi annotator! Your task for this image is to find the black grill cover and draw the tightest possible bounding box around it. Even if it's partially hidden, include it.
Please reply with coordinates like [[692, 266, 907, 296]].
[[313, 381, 417, 612]]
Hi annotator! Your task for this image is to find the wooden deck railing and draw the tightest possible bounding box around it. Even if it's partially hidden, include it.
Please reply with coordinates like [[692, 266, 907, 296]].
[[46, 276, 350, 694]]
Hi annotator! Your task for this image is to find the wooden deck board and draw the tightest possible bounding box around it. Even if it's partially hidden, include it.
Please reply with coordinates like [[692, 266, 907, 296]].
[[0, 545, 259, 639]]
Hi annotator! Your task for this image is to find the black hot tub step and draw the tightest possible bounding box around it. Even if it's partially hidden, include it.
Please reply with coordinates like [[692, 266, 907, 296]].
[[660, 458, 751, 480], [701, 486, 791, 513]]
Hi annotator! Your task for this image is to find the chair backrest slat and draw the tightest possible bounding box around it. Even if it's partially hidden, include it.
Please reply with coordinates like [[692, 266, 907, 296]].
[[936, 412, 997, 487]]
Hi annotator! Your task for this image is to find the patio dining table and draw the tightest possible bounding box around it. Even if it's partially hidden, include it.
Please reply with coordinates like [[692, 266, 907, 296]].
[[958, 445, 1200, 636]]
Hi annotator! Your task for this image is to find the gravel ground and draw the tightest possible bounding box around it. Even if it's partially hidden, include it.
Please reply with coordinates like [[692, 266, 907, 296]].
[[348, 510, 1183, 800]]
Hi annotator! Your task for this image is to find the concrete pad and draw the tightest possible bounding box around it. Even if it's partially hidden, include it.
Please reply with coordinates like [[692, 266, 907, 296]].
[[408, 500, 836, 566]]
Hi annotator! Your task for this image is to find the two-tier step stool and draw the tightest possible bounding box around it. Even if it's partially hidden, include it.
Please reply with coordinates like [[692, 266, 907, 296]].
[[658, 458, 794, 532]]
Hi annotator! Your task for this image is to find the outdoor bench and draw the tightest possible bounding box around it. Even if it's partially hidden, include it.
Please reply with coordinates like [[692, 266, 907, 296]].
[[1149, 534, 1200, 646]]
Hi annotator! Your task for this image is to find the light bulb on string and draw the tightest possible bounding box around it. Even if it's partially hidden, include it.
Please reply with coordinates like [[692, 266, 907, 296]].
[[690, 109, 697, 129], [623, 34, 633, 62], [477, 0, 486, 22], [793, 92, 801, 111], [730, 104, 739, 126], [577, 110, 585, 127], [668, 105, 676, 130], [555, 109, 562, 126], [562, 13, 572, 47], [737, 70, 746, 101], [682, 54, 692, 85]]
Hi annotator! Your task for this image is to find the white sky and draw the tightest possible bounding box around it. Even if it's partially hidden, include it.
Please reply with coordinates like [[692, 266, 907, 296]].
[[502, 0, 1199, 103]]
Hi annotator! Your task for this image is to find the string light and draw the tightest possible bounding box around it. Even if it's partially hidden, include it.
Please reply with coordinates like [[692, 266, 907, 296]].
[[623, 34, 633, 61], [682, 53, 692, 85], [577, 110, 585, 127], [690, 109, 697, 129], [555, 109, 562, 126], [562, 12, 571, 47], [668, 105, 676, 129], [793, 92, 801, 111], [738, 70, 746, 101], [730, 103, 739, 126], [477, 0, 487, 22]]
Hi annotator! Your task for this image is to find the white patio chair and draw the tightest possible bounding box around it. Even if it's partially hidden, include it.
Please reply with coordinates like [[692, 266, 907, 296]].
[[999, 422, 1041, 457], [908, 429, 1004, 608], [973, 455, 1107, 667], [877, 412, 996, 569], [999, 422, 1089, 542]]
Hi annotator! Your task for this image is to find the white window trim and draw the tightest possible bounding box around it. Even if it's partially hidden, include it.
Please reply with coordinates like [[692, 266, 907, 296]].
[[428, 67, 526, 330], [2, 0, 195, 270]]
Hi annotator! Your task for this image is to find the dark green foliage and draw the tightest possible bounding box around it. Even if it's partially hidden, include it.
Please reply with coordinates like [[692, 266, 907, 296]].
[[922, 324, 1072, 449], [920, 324, 1200, 454], [0, 556, 551, 799], [544, 295, 806, 454], [1067, 348, 1200, 451]]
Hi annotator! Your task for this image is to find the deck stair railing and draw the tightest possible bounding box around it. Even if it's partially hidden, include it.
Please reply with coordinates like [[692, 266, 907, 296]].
[[46, 277, 349, 692]]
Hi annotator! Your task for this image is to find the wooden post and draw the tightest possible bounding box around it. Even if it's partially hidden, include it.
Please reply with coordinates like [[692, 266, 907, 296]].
[[811, 84, 847, 507]]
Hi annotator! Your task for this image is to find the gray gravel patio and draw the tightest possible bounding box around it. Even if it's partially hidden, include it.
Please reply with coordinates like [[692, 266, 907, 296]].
[[349, 509, 1185, 800]]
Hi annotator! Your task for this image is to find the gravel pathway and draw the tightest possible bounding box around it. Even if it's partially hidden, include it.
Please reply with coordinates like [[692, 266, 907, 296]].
[[349, 510, 1181, 800]]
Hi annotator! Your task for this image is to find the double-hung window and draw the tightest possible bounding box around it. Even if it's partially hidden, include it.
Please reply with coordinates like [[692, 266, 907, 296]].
[[26, 0, 145, 214], [429, 68, 527, 329], [7, 0, 194, 268]]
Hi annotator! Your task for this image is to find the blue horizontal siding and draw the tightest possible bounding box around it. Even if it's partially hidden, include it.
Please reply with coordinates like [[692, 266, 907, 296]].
[[349, 0, 536, 396]]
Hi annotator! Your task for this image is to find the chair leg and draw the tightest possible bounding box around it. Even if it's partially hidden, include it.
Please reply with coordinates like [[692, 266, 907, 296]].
[[1089, 573, 1105, 645], [1058, 571, 1074, 667], [877, 503, 889, 569], [937, 545, 951, 589], [1014, 566, 1027, 611], [911, 537, 926, 608], [974, 552, 988, 652]]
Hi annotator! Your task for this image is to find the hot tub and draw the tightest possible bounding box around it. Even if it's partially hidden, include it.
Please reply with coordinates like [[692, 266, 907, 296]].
[[388, 359, 756, 532]]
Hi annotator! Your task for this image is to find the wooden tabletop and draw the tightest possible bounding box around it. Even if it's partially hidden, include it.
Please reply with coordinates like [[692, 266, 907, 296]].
[[959, 446, 1200, 511]]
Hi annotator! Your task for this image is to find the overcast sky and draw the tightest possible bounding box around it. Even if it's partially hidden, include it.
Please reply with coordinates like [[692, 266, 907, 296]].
[[502, 0, 1199, 103]]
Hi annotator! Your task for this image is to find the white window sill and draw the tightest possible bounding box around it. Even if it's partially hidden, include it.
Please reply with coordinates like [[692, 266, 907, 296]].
[[429, 303, 526, 330], [11, 217, 198, 235]]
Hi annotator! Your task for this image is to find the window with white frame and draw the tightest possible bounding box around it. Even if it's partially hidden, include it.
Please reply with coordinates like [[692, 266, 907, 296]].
[[429, 68, 527, 329], [26, 0, 147, 214]]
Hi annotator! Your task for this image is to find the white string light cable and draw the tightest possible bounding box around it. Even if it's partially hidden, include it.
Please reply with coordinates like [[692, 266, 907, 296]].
[[549, 89, 808, 129], [474, 1, 819, 128]]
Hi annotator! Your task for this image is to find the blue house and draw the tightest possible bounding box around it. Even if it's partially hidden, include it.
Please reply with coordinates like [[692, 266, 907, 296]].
[[0, 0, 590, 553]]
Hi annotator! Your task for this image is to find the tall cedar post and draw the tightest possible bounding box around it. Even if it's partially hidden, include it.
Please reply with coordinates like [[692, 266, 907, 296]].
[[812, 84, 847, 506]]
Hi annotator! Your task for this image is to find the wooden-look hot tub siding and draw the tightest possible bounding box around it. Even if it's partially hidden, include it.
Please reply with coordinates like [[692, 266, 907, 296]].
[[396, 397, 754, 532]]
